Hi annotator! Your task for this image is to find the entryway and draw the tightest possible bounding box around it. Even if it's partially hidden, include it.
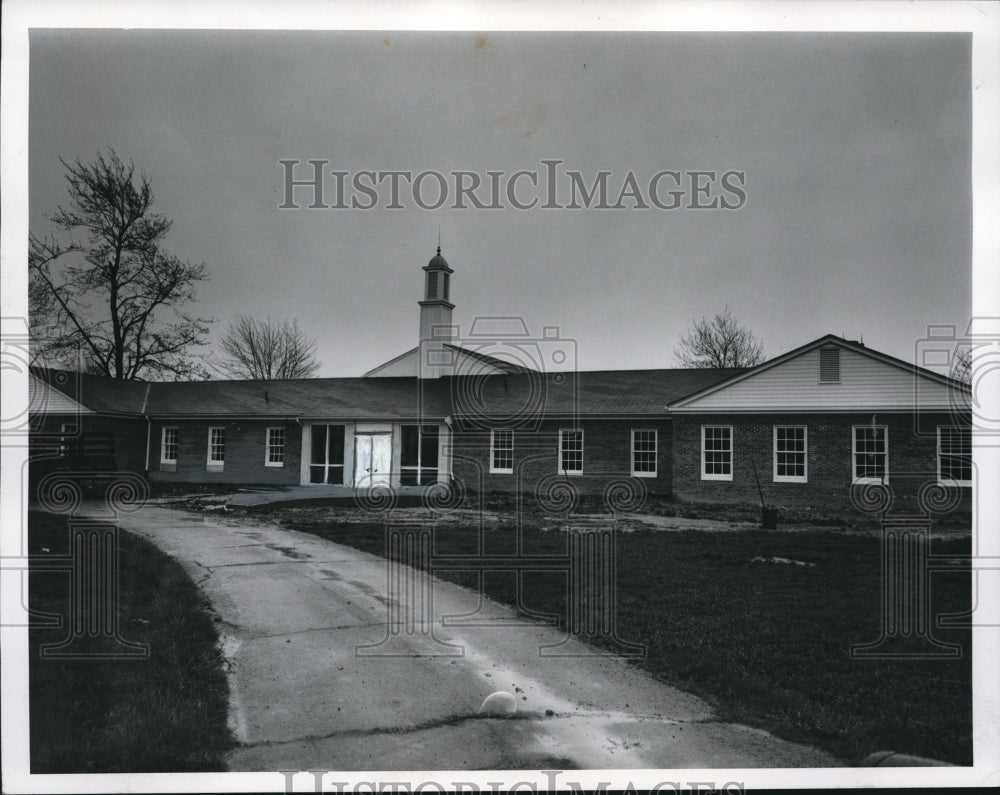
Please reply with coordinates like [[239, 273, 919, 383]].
[[353, 433, 391, 488]]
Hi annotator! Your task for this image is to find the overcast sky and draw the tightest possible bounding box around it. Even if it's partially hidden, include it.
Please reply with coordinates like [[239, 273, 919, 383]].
[[28, 29, 972, 377]]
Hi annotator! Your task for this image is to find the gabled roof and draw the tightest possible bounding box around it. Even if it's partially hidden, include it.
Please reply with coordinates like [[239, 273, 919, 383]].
[[667, 334, 970, 412], [29, 368, 149, 416], [362, 343, 537, 377], [444, 344, 537, 374], [33, 365, 740, 420], [28, 373, 95, 416]]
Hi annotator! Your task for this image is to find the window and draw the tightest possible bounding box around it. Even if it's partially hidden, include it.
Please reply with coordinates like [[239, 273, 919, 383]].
[[773, 426, 807, 482], [820, 347, 840, 383], [559, 429, 583, 475], [853, 425, 888, 483], [207, 426, 226, 470], [59, 422, 78, 456], [401, 425, 439, 485], [310, 424, 345, 484], [938, 426, 972, 487], [490, 429, 514, 474], [701, 425, 733, 480], [631, 429, 657, 477], [161, 427, 178, 464], [266, 427, 285, 467], [427, 271, 439, 298]]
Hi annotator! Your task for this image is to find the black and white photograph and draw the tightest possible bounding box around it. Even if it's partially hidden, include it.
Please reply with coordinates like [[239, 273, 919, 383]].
[[2, 1, 998, 792]]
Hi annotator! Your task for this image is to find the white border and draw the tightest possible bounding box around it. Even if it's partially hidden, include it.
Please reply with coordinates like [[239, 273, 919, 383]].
[[489, 428, 514, 474], [701, 424, 733, 481], [937, 425, 973, 488], [160, 425, 178, 465], [3, 1, 998, 792], [773, 425, 808, 483], [558, 427, 583, 475], [207, 425, 225, 470], [264, 426, 285, 468], [630, 428, 658, 478], [851, 424, 889, 485]]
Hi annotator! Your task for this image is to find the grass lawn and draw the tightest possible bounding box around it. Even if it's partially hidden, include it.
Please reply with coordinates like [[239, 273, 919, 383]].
[[28, 510, 234, 773], [278, 509, 972, 766]]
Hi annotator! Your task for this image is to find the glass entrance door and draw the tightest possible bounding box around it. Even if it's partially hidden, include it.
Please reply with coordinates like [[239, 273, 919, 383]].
[[354, 433, 391, 487]]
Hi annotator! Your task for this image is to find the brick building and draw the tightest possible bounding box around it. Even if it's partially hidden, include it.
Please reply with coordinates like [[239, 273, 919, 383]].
[[29, 248, 973, 515]]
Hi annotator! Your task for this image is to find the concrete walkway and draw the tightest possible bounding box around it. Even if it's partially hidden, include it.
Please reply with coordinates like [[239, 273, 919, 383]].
[[78, 502, 840, 771]]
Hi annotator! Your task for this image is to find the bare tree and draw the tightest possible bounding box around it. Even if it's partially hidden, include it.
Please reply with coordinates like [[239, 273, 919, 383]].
[[216, 315, 321, 380], [29, 151, 212, 379], [674, 307, 765, 368], [951, 346, 973, 384]]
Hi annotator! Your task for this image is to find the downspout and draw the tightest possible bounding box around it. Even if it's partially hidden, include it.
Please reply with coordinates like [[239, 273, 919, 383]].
[[141, 383, 151, 475]]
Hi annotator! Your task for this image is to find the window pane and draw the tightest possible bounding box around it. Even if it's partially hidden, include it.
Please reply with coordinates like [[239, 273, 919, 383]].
[[327, 425, 345, 465], [775, 427, 805, 478], [210, 428, 225, 462], [633, 430, 656, 473], [401, 425, 420, 468], [703, 426, 731, 476], [420, 426, 439, 469], [162, 427, 178, 461], [492, 429, 514, 470], [854, 427, 886, 479], [560, 430, 583, 471], [940, 426, 971, 482], [311, 426, 327, 465], [325, 465, 343, 485], [267, 428, 285, 464]]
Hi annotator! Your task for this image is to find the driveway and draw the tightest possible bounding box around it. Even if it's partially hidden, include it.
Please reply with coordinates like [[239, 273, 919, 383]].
[[78, 502, 840, 770]]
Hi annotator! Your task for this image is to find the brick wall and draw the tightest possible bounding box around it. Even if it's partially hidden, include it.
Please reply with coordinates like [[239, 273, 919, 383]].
[[450, 418, 674, 501], [148, 418, 301, 486], [31, 414, 147, 476], [672, 412, 973, 516]]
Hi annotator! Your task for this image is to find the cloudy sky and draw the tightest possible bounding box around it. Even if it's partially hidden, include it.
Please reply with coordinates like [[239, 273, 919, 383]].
[[27, 26, 972, 377]]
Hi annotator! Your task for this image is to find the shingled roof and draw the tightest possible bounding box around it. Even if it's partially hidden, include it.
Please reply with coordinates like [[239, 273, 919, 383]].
[[145, 376, 451, 419], [444, 368, 747, 418], [29, 369, 150, 415], [34, 365, 743, 420]]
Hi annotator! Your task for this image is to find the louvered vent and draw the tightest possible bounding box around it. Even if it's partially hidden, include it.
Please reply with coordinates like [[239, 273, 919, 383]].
[[819, 347, 840, 383]]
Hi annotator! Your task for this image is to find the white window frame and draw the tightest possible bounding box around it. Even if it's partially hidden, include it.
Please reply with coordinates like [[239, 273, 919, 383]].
[[631, 429, 657, 478], [937, 425, 972, 488], [161, 426, 178, 464], [490, 429, 514, 474], [207, 426, 226, 471], [773, 426, 807, 483], [701, 425, 733, 481], [265, 426, 285, 468], [558, 428, 584, 476], [852, 425, 889, 484]]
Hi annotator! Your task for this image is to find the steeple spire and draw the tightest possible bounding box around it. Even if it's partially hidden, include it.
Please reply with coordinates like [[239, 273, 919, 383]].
[[418, 246, 455, 379]]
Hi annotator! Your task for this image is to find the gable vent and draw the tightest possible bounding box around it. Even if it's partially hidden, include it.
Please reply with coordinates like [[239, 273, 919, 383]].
[[819, 347, 840, 383]]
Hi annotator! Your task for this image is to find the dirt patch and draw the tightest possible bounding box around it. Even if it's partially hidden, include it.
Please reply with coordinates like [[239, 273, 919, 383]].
[[160, 491, 970, 539]]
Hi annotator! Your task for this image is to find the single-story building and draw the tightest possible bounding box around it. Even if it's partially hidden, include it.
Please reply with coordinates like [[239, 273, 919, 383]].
[[29, 248, 973, 516]]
